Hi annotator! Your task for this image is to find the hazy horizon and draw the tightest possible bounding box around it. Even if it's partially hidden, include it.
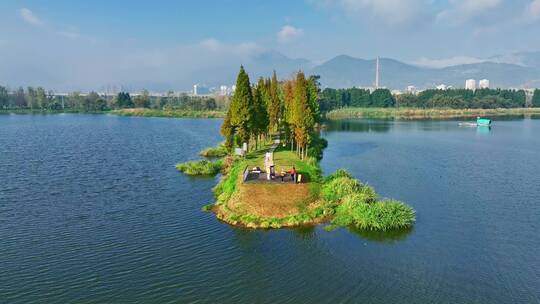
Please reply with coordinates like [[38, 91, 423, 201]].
[[2, 0, 540, 91]]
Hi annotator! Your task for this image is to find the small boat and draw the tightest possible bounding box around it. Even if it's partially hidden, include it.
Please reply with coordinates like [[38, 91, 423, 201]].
[[476, 117, 491, 126], [458, 117, 492, 127]]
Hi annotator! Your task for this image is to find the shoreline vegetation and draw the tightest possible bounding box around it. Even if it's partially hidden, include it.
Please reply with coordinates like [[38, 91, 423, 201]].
[[175, 66, 416, 232], [111, 108, 225, 118], [325, 107, 540, 120], [4, 107, 540, 120]]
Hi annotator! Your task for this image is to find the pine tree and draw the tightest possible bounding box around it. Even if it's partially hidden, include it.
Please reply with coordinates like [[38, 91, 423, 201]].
[[268, 71, 281, 132], [292, 71, 313, 159], [220, 111, 234, 150], [229, 65, 254, 150], [282, 79, 295, 150], [307, 75, 321, 123], [251, 78, 269, 149]]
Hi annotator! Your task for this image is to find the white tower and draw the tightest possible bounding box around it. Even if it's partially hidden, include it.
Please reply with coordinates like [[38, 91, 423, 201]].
[[465, 79, 476, 90], [375, 57, 380, 89]]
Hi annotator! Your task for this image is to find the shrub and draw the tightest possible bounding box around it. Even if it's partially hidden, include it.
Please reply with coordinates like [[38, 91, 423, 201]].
[[200, 144, 228, 158], [308, 135, 328, 160], [176, 159, 222, 176], [324, 169, 353, 183], [333, 199, 415, 231], [213, 160, 243, 202], [321, 176, 362, 202], [344, 186, 377, 204]]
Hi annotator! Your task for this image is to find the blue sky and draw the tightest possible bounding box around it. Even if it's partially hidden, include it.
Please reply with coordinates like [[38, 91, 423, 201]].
[[1, 0, 540, 90]]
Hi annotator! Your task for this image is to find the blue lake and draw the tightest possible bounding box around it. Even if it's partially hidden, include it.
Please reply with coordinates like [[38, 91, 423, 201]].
[[1, 114, 539, 303]]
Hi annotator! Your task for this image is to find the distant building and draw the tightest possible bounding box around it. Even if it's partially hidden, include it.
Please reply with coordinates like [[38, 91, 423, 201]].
[[219, 85, 228, 96], [193, 84, 210, 96], [465, 79, 476, 90], [436, 84, 450, 90], [479, 79, 490, 89], [406, 85, 417, 94]]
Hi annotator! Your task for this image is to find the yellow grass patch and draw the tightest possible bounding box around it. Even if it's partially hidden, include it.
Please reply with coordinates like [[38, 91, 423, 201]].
[[227, 183, 312, 218]]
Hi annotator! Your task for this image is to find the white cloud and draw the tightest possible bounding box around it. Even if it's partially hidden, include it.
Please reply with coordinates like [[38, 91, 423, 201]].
[[57, 27, 81, 39], [412, 56, 486, 68], [277, 25, 304, 43], [19, 8, 44, 26], [314, 0, 425, 26], [436, 0, 502, 25], [524, 0, 540, 21]]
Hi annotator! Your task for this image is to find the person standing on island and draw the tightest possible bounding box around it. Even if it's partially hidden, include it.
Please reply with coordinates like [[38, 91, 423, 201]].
[[290, 166, 297, 183]]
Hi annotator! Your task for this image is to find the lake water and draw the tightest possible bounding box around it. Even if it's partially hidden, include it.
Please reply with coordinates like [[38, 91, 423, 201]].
[[1, 114, 539, 303]]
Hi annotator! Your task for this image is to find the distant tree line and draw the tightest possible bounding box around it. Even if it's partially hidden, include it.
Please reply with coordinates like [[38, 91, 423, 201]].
[[320, 87, 535, 111], [0, 86, 228, 112], [397, 88, 527, 109], [319, 88, 394, 111], [221, 67, 320, 159], [533, 89, 540, 107]]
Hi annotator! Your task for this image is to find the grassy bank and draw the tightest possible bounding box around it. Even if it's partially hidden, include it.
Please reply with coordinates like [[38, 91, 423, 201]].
[[325, 107, 540, 120], [112, 108, 225, 118], [176, 159, 223, 176], [199, 143, 228, 158], [191, 143, 415, 231]]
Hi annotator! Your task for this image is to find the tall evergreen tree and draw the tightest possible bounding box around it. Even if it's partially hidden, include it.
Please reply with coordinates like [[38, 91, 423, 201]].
[[307, 75, 321, 124], [220, 111, 234, 150], [282, 79, 295, 150], [252, 78, 269, 149], [229, 65, 254, 150], [268, 71, 281, 132], [292, 71, 314, 159]]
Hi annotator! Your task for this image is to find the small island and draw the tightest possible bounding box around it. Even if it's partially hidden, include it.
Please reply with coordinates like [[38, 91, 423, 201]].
[[177, 67, 415, 231]]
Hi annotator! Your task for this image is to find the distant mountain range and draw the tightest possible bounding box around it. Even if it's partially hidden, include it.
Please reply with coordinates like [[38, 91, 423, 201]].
[[109, 50, 540, 92], [244, 51, 540, 90]]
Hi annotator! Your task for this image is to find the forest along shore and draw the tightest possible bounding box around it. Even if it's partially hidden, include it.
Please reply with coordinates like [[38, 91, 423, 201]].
[[325, 107, 540, 120], [3, 107, 539, 120], [175, 66, 416, 231]]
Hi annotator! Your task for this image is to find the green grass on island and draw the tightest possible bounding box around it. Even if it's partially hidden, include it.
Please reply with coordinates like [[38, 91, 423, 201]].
[[176, 140, 415, 231], [199, 143, 229, 158], [325, 107, 540, 120], [175, 159, 223, 176]]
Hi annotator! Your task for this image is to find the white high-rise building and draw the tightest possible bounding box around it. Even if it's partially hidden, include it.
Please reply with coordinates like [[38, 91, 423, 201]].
[[479, 79, 490, 89], [193, 84, 209, 96], [219, 85, 228, 96], [465, 79, 476, 90], [406, 85, 417, 94], [436, 84, 449, 90]]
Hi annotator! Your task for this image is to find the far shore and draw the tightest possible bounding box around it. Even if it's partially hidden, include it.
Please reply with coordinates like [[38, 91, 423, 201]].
[[4, 107, 540, 120], [325, 107, 540, 120], [0, 108, 225, 118]]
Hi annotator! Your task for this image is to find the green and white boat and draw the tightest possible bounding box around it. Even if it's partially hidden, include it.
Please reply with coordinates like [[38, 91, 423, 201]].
[[476, 117, 491, 126]]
